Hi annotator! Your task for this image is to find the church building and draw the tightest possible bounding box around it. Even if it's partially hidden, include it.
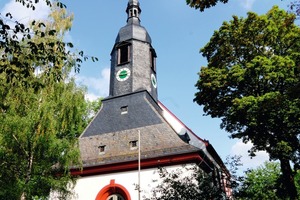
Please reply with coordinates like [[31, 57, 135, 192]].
[[70, 0, 231, 199]]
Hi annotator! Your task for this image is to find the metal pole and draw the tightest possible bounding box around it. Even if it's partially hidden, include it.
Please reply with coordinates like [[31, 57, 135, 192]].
[[138, 130, 141, 200]]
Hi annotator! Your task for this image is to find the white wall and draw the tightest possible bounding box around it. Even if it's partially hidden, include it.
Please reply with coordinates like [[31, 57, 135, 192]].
[[69, 165, 189, 200]]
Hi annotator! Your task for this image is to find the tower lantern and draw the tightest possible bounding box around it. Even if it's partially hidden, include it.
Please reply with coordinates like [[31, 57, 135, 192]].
[[127, 0, 141, 22]]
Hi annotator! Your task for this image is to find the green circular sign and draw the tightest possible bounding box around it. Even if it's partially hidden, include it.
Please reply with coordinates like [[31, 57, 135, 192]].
[[116, 68, 131, 81], [151, 74, 157, 88]]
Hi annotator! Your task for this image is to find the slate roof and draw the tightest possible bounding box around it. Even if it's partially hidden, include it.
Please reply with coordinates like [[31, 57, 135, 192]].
[[115, 20, 152, 44], [79, 91, 201, 168], [81, 91, 162, 137]]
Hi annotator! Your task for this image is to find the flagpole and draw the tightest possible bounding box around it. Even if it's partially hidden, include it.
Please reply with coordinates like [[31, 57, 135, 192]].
[[138, 130, 141, 200]]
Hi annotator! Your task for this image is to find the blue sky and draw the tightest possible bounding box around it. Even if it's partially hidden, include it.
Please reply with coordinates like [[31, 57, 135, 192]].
[[0, 0, 291, 171]]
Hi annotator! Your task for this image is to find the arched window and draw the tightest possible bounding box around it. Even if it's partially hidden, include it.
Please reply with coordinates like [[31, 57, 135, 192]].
[[107, 194, 125, 200], [96, 179, 131, 200], [150, 48, 157, 72], [133, 9, 137, 17], [117, 42, 131, 65]]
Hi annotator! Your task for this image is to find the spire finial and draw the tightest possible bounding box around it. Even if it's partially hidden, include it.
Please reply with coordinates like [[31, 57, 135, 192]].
[[126, 0, 141, 24], [128, 0, 139, 5], [129, 0, 139, 4]]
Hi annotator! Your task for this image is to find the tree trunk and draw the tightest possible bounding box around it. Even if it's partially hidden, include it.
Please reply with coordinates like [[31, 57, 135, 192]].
[[20, 193, 25, 200], [279, 158, 298, 200], [20, 152, 34, 200]]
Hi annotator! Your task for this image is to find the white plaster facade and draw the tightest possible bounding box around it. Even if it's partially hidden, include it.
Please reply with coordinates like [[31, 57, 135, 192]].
[[70, 165, 184, 200]]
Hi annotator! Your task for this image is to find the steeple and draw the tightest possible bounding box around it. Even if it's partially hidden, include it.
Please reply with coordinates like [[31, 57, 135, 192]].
[[115, 0, 151, 44], [109, 0, 158, 101], [126, 0, 141, 25]]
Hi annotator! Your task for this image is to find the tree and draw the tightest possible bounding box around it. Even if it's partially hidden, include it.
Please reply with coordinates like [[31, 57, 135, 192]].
[[144, 165, 226, 200], [238, 162, 300, 200], [194, 6, 300, 199], [0, 4, 96, 199], [85, 97, 103, 124], [238, 162, 282, 199]]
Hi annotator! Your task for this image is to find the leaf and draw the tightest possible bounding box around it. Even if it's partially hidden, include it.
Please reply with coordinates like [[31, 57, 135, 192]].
[[49, 30, 56, 36], [48, 42, 55, 48], [66, 43, 73, 48], [3, 25, 10, 30], [92, 57, 99, 62], [5, 12, 12, 19], [38, 22, 46, 28], [20, 23, 25, 30], [56, 2, 66, 8]]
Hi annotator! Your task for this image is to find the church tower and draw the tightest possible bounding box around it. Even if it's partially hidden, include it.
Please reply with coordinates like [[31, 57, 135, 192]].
[[70, 1, 232, 199], [79, 0, 162, 137], [109, 0, 157, 100]]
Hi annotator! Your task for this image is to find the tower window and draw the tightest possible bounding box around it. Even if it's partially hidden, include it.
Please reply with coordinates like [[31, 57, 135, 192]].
[[98, 145, 106, 154], [130, 140, 138, 149], [134, 9, 137, 17], [121, 106, 128, 115], [118, 45, 130, 65], [150, 48, 157, 71]]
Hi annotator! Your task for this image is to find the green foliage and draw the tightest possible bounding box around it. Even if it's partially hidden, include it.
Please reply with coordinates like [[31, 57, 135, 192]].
[[185, 0, 300, 16], [194, 6, 300, 199], [237, 162, 300, 200], [186, 0, 228, 12], [295, 171, 300, 194], [0, 51, 84, 200], [85, 98, 103, 124], [0, 1, 97, 79], [238, 162, 282, 200], [0, 4, 99, 200], [144, 165, 226, 200]]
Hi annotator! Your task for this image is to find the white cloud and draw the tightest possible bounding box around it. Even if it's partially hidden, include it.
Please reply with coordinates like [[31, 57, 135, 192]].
[[1, 0, 74, 44], [76, 67, 110, 101], [239, 0, 256, 11], [230, 140, 269, 173], [1, 0, 50, 25]]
